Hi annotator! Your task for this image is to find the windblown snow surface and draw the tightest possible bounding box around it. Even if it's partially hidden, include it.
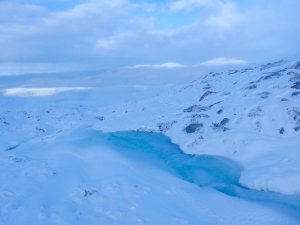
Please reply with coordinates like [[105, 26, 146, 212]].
[[1, 59, 300, 224]]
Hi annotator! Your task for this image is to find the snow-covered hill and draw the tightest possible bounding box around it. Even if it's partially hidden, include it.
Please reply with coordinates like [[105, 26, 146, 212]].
[[96, 59, 300, 195]]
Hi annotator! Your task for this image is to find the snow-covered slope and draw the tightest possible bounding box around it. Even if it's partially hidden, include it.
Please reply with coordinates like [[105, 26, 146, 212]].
[[2, 129, 300, 225], [96, 59, 300, 195]]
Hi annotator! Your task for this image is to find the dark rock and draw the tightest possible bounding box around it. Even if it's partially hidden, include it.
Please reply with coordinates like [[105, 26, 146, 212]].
[[209, 72, 222, 77], [277, 68, 288, 73], [199, 91, 217, 101], [212, 118, 230, 132], [220, 118, 230, 126], [84, 189, 97, 197], [217, 109, 223, 114], [245, 85, 257, 90], [288, 71, 298, 75], [228, 70, 239, 75], [258, 91, 270, 99], [183, 105, 195, 113], [260, 60, 286, 70], [212, 124, 229, 132], [209, 101, 223, 108], [248, 106, 263, 117], [184, 123, 203, 133], [96, 116, 104, 120], [259, 91, 270, 95], [190, 114, 209, 119], [281, 98, 288, 101], [279, 128, 284, 134], [287, 108, 300, 128], [4, 145, 19, 151], [241, 68, 253, 73], [291, 82, 300, 89], [183, 105, 209, 113], [8, 156, 28, 163], [0, 117, 9, 125], [260, 72, 282, 81], [158, 121, 176, 132], [295, 61, 300, 70], [292, 92, 300, 96], [256, 121, 262, 131], [35, 127, 45, 133], [288, 72, 300, 82]]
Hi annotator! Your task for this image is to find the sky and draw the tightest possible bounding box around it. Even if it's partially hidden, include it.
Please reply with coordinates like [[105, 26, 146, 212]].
[[0, 0, 300, 68]]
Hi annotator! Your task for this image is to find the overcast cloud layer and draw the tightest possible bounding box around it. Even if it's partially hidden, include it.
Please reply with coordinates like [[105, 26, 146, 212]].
[[0, 0, 299, 67]]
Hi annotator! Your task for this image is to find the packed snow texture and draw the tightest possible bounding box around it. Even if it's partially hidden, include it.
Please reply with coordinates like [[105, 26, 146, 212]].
[[1, 129, 299, 225]]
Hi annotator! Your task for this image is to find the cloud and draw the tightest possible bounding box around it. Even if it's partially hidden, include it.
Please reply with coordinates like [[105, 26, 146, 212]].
[[0, 2, 46, 23], [0, 0, 129, 62], [170, 0, 246, 33], [203, 2, 245, 31], [170, 0, 216, 13], [0, 0, 299, 67], [199, 58, 248, 66], [96, 33, 134, 51]]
